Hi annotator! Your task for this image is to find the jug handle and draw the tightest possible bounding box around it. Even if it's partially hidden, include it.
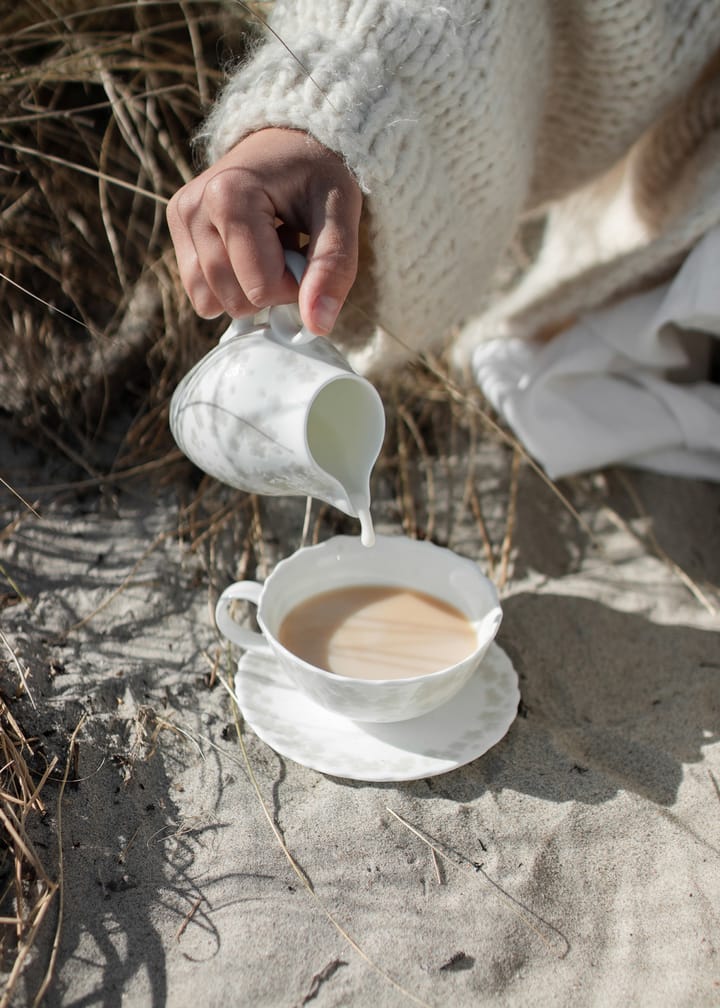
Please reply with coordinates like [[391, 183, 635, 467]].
[[268, 250, 315, 346]]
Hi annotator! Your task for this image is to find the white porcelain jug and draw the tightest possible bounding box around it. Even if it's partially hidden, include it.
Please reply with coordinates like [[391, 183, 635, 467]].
[[169, 252, 385, 544]]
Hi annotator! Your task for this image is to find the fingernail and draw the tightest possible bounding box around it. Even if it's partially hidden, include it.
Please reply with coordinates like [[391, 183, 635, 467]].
[[313, 295, 341, 334]]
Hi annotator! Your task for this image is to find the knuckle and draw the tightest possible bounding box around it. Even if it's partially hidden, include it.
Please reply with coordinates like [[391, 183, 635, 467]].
[[202, 173, 229, 207], [226, 303, 254, 321], [203, 170, 247, 213], [243, 281, 274, 308], [223, 290, 253, 317], [172, 185, 202, 224], [188, 284, 221, 319], [314, 253, 358, 290]]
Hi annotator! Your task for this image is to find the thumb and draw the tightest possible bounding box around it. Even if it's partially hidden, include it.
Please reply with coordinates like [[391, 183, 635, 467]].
[[299, 184, 362, 336]]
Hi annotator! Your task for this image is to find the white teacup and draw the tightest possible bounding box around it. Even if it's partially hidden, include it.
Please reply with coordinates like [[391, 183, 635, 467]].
[[215, 535, 503, 723]]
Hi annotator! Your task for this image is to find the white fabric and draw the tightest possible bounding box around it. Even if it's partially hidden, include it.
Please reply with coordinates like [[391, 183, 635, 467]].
[[473, 227, 720, 481]]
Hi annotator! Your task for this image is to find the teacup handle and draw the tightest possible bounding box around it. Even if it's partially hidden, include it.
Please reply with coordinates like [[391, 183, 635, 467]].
[[215, 582, 272, 654], [268, 251, 315, 346]]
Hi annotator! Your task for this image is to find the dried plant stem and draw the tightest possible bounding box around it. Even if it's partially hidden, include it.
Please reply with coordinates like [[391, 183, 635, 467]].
[[299, 495, 313, 549], [398, 404, 436, 543], [6, 452, 185, 498], [0, 701, 63, 1008], [0, 886, 58, 1008], [385, 807, 569, 959], [469, 486, 496, 578], [182, 494, 248, 553], [0, 140, 168, 206], [312, 502, 332, 545], [178, 0, 209, 105], [175, 896, 203, 942], [457, 408, 480, 533], [31, 716, 86, 1008], [497, 447, 521, 590], [0, 561, 28, 606], [248, 496, 268, 577], [0, 630, 36, 710], [610, 472, 718, 615], [395, 413, 417, 538], [0, 478, 40, 519]]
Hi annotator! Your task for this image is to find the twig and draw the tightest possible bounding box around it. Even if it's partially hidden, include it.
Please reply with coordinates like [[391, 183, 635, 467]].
[[3, 451, 185, 496], [175, 896, 203, 941]]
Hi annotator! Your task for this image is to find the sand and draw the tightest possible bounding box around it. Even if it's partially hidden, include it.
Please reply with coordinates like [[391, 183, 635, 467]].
[[1, 430, 719, 1008]]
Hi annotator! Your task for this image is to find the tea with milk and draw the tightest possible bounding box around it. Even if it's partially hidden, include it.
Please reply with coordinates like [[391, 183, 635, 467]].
[[278, 584, 477, 681]]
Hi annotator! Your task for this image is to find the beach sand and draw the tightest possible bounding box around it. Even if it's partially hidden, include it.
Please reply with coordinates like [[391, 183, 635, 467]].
[[1, 432, 718, 1007]]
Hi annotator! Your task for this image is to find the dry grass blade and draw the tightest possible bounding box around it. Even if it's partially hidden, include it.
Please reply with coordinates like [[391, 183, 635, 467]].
[[0, 1, 253, 467], [0, 701, 61, 1008], [0, 632, 36, 711], [419, 353, 596, 544], [386, 807, 570, 960], [30, 716, 86, 1008], [609, 472, 718, 615], [0, 479, 40, 520], [397, 403, 437, 542], [497, 446, 522, 591], [0, 140, 168, 205]]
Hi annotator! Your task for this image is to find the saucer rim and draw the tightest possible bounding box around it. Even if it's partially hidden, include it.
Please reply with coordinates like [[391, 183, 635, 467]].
[[233, 641, 520, 782]]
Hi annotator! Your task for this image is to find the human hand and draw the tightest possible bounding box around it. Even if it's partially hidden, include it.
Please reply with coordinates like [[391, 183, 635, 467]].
[[166, 128, 362, 336]]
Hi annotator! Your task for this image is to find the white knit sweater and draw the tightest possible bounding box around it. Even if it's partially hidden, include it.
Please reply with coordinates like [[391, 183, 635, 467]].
[[200, 1, 720, 374]]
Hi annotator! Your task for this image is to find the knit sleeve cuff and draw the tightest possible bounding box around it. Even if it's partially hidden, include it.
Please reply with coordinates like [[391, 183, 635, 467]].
[[197, 0, 441, 194]]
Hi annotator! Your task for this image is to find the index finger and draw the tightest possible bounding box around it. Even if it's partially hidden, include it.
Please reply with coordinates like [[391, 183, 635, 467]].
[[202, 170, 299, 310]]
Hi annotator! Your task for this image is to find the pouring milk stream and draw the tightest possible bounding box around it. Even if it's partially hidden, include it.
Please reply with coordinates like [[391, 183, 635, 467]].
[[169, 251, 385, 545]]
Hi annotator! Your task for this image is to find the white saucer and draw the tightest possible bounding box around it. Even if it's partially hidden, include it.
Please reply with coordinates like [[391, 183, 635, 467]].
[[233, 643, 520, 782]]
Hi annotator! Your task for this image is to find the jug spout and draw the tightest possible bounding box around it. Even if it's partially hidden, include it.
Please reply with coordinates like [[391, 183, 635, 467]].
[[304, 372, 385, 542]]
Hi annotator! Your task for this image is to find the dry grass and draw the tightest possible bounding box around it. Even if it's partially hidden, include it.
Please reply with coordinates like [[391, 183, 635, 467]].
[[0, 1, 261, 469], [0, 697, 58, 1008]]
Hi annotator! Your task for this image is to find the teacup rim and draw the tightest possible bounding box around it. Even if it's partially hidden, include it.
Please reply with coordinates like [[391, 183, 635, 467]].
[[257, 533, 502, 687]]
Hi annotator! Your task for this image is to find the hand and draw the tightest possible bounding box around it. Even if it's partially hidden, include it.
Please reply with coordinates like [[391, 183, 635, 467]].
[[166, 128, 362, 336]]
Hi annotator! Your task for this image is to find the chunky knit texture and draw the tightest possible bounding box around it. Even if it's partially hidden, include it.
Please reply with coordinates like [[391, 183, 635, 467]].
[[199, 1, 720, 374]]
